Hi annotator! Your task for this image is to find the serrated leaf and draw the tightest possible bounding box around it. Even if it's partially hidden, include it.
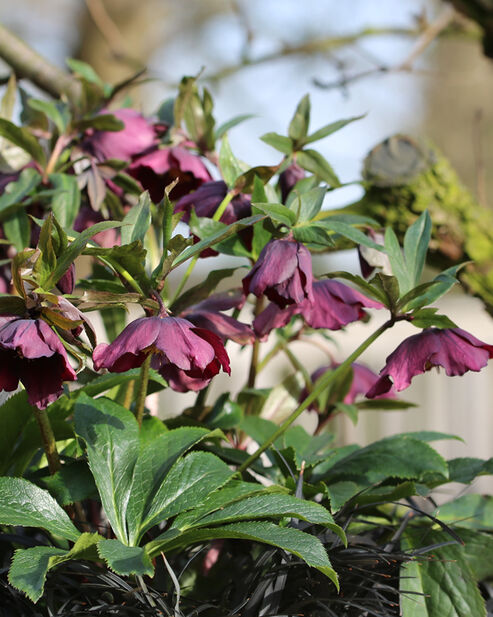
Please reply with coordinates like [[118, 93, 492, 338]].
[[148, 521, 338, 589], [304, 114, 365, 145], [251, 202, 296, 226], [98, 539, 154, 576], [296, 149, 340, 186], [75, 394, 139, 544], [0, 477, 80, 541], [282, 425, 334, 469], [261, 132, 293, 154], [0, 118, 46, 165], [9, 546, 68, 603], [49, 173, 81, 229], [403, 210, 432, 288], [121, 190, 151, 245], [400, 529, 486, 617]]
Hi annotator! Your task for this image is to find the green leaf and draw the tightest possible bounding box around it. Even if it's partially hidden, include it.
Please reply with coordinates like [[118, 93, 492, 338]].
[[171, 214, 264, 268], [323, 270, 387, 304], [75, 394, 139, 544], [433, 494, 493, 530], [149, 521, 338, 589], [215, 113, 255, 140], [403, 210, 432, 288], [207, 394, 244, 430], [313, 435, 448, 485], [0, 72, 16, 120], [260, 132, 293, 155], [28, 99, 69, 135], [448, 457, 493, 484], [49, 173, 81, 229], [401, 529, 486, 617], [170, 267, 240, 314], [410, 309, 457, 329], [304, 115, 365, 145], [40, 461, 97, 506], [0, 118, 46, 165], [76, 113, 125, 133], [9, 546, 68, 603], [282, 425, 334, 470], [67, 58, 104, 86], [296, 149, 340, 186], [404, 265, 462, 311], [138, 452, 233, 539], [98, 539, 154, 576], [458, 528, 493, 581], [384, 226, 411, 294], [0, 167, 41, 216], [219, 134, 243, 187], [0, 477, 80, 541], [288, 94, 310, 143], [356, 398, 417, 411], [319, 219, 383, 250], [251, 202, 296, 227], [292, 224, 332, 246], [0, 294, 26, 316], [370, 272, 400, 310], [121, 190, 151, 245], [292, 186, 326, 222], [3, 208, 29, 251]]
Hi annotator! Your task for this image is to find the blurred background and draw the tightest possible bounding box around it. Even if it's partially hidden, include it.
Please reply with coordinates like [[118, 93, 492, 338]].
[[1, 0, 493, 494]]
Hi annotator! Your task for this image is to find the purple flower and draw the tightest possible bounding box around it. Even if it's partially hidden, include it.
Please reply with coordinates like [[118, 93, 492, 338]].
[[56, 263, 76, 295], [0, 316, 77, 409], [93, 315, 230, 392], [367, 327, 493, 398], [182, 292, 254, 345], [174, 181, 251, 224], [254, 279, 383, 338], [83, 109, 157, 162], [243, 238, 314, 308], [279, 163, 305, 203], [129, 146, 212, 203]]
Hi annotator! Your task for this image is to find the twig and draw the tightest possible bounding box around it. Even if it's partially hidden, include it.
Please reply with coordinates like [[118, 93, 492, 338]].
[[0, 22, 81, 102]]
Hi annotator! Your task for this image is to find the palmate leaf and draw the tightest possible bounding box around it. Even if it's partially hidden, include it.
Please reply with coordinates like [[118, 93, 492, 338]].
[[147, 521, 339, 589]]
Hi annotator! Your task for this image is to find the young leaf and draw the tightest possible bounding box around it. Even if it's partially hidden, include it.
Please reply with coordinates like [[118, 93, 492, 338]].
[[0, 477, 80, 541], [304, 114, 365, 145], [403, 210, 432, 288], [288, 94, 311, 143]]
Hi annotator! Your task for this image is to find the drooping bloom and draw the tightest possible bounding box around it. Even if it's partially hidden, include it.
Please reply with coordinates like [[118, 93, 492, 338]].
[[83, 109, 157, 162], [367, 327, 493, 398], [174, 180, 251, 224], [129, 146, 212, 202], [0, 316, 77, 409], [254, 279, 383, 338], [182, 292, 255, 345], [278, 162, 305, 203], [243, 238, 314, 308], [93, 315, 230, 392]]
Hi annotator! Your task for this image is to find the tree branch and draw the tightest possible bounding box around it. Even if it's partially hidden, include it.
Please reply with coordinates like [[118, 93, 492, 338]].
[[0, 22, 81, 102]]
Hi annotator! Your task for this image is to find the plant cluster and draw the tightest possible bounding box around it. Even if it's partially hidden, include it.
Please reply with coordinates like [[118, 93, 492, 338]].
[[0, 64, 492, 616]]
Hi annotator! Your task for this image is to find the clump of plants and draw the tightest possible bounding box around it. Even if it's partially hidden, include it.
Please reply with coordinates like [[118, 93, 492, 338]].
[[0, 59, 492, 617]]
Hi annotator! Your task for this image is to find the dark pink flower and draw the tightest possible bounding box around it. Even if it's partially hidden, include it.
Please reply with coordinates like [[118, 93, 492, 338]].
[[279, 163, 305, 203], [129, 146, 212, 203], [182, 293, 254, 345], [0, 316, 77, 409], [254, 279, 383, 338], [174, 181, 251, 224], [367, 327, 493, 398], [243, 238, 314, 308], [83, 109, 157, 162], [93, 315, 230, 392]]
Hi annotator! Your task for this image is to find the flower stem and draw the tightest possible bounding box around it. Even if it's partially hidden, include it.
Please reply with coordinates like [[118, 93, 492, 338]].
[[247, 296, 264, 389], [135, 354, 152, 427], [123, 379, 135, 410], [32, 406, 61, 475], [237, 319, 394, 474]]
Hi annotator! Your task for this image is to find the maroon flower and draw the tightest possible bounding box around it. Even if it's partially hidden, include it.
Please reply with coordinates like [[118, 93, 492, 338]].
[[83, 109, 157, 162], [93, 315, 230, 392], [56, 263, 76, 295], [254, 279, 383, 338], [0, 316, 77, 409], [243, 238, 314, 308], [129, 146, 212, 203], [367, 327, 493, 398], [182, 293, 254, 345], [279, 163, 305, 203], [174, 181, 251, 224]]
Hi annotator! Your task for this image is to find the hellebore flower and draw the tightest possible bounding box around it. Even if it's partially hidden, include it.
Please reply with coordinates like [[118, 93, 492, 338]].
[[129, 146, 212, 202], [243, 238, 314, 308], [182, 292, 255, 345], [254, 279, 383, 338], [93, 315, 230, 392], [175, 180, 251, 224], [83, 109, 157, 162], [278, 162, 305, 203], [367, 327, 493, 398], [0, 316, 77, 409]]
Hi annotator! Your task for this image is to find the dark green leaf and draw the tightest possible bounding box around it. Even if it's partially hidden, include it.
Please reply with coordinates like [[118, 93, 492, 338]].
[[304, 114, 365, 145], [0, 294, 26, 316], [9, 546, 68, 603], [458, 528, 493, 581], [319, 219, 383, 250], [76, 114, 125, 133], [296, 149, 340, 186], [356, 398, 417, 411], [251, 202, 296, 227], [0, 167, 41, 216], [323, 270, 387, 304], [40, 461, 97, 506], [411, 309, 457, 329], [4, 208, 29, 251], [370, 272, 400, 309], [260, 132, 293, 155], [98, 540, 153, 576], [404, 265, 463, 311], [0, 118, 46, 165], [170, 267, 240, 314], [49, 173, 81, 229], [448, 457, 493, 484], [293, 224, 332, 245], [207, 394, 244, 430]]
